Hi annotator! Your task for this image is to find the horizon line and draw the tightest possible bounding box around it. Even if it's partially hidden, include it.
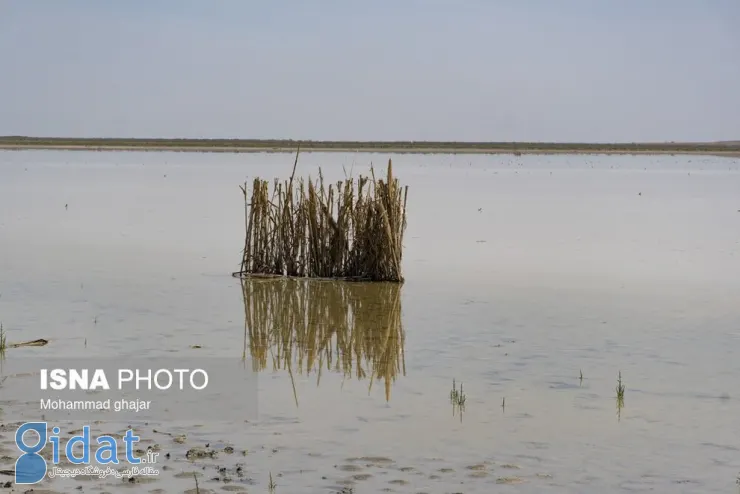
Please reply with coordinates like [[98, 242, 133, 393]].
[[1, 136, 739, 146]]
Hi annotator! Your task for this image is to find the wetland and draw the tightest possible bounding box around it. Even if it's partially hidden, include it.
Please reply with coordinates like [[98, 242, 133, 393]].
[[1, 150, 739, 493]]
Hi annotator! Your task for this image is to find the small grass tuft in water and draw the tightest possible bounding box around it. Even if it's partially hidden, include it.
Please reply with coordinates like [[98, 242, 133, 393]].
[[0, 322, 6, 355], [450, 379, 466, 407], [268, 471, 277, 493], [192, 472, 200, 493], [579, 369, 583, 386], [450, 379, 466, 421], [615, 370, 626, 419], [616, 371, 625, 402]]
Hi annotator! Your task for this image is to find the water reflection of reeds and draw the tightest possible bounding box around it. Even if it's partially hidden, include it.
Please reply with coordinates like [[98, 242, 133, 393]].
[[241, 278, 406, 405]]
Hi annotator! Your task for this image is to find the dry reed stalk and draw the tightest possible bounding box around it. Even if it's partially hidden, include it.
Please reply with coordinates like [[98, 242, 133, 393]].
[[241, 278, 405, 403], [234, 153, 407, 282]]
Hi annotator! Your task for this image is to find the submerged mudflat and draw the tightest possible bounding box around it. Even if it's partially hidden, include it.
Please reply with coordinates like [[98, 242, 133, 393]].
[[1, 150, 739, 493]]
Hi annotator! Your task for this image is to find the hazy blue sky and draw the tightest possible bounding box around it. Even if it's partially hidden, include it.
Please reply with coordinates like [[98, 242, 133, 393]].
[[1, 1, 739, 142]]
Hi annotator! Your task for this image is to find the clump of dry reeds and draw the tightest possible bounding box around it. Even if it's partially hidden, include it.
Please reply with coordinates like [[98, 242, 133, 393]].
[[234, 151, 408, 282], [241, 278, 405, 404]]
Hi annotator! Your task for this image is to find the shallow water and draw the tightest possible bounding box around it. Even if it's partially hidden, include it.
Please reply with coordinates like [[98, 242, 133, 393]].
[[1, 150, 739, 493]]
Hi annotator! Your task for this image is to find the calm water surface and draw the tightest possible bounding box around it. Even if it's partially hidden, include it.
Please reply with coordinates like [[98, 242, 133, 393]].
[[1, 150, 739, 493]]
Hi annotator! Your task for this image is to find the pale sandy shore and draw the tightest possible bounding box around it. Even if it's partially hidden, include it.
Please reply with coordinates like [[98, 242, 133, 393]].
[[1, 143, 739, 157]]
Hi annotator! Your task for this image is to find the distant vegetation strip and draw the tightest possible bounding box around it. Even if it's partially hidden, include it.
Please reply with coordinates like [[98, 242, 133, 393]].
[[1, 136, 739, 156]]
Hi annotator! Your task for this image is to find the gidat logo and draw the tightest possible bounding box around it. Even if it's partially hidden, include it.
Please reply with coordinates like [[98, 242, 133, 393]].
[[15, 423, 143, 484]]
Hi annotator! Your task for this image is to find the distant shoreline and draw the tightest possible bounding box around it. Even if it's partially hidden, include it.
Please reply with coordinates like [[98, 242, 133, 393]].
[[1, 137, 739, 157]]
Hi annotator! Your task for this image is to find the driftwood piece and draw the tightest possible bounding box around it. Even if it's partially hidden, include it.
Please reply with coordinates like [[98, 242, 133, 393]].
[[7, 338, 49, 348]]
